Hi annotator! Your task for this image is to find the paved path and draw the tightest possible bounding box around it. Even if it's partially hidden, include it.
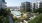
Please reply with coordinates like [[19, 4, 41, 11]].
[[7, 15, 14, 23]]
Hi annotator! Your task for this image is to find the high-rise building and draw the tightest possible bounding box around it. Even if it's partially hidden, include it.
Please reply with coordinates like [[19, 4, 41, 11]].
[[21, 2, 31, 12], [39, 1, 42, 8], [36, 1, 42, 8], [31, 2, 34, 12], [31, 2, 39, 12], [31, 1, 42, 12], [0, 0, 6, 8], [36, 1, 40, 8], [31, 2, 37, 12], [33, 3, 36, 9]]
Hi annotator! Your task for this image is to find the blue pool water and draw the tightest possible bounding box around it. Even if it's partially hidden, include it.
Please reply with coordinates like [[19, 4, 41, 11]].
[[11, 11, 21, 16]]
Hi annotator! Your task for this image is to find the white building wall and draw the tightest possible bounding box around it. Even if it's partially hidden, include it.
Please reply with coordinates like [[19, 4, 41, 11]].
[[31, 2, 34, 12], [36, 1, 40, 8]]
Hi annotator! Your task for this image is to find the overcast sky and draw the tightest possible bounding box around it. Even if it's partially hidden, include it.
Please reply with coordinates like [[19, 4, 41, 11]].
[[5, 0, 42, 7]]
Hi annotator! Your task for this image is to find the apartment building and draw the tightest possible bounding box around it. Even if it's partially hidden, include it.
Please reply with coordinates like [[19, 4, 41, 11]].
[[21, 1, 31, 12], [39, 1, 42, 8]]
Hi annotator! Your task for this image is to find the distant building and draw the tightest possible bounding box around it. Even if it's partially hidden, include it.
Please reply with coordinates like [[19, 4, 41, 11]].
[[39, 1, 42, 8], [31, 2, 37, 12], [36, 1, 40, 8], [21, 2, 31, 12], [20, 1, 42, 12], [8, 6, 20, 11], [32, 3, 37, 9], [0, 0, 6, 8], [35, 1, 42, 8], [31, 2, 40, 12], [31, 2, 34, 12]]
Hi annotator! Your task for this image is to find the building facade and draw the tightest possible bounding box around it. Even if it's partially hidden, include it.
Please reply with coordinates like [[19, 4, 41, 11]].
[[39, 1, 42, 8], [0, 0, 6, 8], [21, 1, 42, 12], [31, 2, 34, 12], [36, 1, 40, 8], [21, 2, 31, 12], [35, 1, 42, 8], [31, 2, 40, 12], [31, 2, 37, 12]]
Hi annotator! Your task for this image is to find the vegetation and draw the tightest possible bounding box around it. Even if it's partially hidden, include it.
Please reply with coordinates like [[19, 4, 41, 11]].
[[28, 14, 42, 23], [0, 17, 9, 23], [33, 8, 42, 14], [37, 8, 42, 13], [0, 8, 11, 23], [33, 9, 38, 13], [20, 8, 25, 12], [27, 7, 31, 12], [20, 6, 31, 12]]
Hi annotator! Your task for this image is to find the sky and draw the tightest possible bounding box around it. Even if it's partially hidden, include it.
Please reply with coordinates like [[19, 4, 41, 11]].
[[5, 0, 37, 7]]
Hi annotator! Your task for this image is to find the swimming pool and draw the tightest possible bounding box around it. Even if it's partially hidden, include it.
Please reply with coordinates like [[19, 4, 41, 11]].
[[11, 11, 22, 16]]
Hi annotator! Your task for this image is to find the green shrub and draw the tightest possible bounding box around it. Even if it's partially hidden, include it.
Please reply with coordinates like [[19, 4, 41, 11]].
[[28, 14, 42, 23]]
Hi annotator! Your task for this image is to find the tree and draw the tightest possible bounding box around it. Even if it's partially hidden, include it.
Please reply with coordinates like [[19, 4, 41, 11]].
[[0, 8, 11, 16], [0, 8, 11, 23], [5, 8, 11, 15], [20, 8, 25, 12], [27, 7, 31, 12], [37, 8, 42, 13], [28, 14, 42, 23], [33, 9, 38, 13], [33, 8, 42, 13]]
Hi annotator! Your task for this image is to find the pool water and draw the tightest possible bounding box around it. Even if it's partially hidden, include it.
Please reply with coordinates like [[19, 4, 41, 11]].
[[11, 11, 21, 16]]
